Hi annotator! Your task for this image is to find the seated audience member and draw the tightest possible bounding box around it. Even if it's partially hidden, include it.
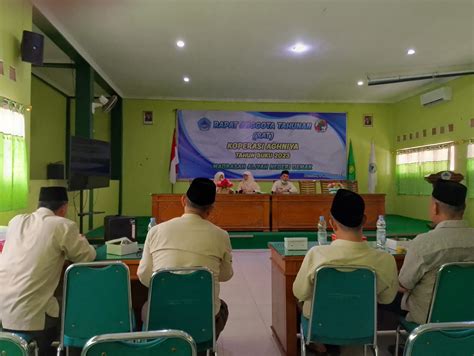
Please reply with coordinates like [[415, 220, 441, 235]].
[[237, 171, 261, 194], [138, 178, 233, 340], [398, 180, 474, 324], [293, 189, 398, 353], [272, 170, 298, 194], [213, 171, 233, 193], [0, 187, 96, 356]]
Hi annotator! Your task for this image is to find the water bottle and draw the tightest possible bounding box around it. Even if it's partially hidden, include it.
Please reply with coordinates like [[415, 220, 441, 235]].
[[147, 217, 156, 231], [376, 215, 386, 248], [130, 218, 136, 241], [317, 216, 327, 246]]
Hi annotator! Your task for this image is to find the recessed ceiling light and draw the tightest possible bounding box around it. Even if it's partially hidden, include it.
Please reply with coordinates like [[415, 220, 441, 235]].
[[290, 42, 309, 53], [357, 80, 364, 86], [176, 40, 185, 48], [407, 48, 416, 55], [183, 76, 190, 83]]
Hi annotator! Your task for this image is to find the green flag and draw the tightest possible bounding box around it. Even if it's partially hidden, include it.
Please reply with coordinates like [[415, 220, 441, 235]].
[[347, 140, 356, 180]]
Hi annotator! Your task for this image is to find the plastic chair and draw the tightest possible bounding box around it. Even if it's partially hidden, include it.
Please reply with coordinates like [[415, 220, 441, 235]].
[[58, 261, 133, 355], [403, 322, 474, 356], [144, 267, 216, 355], [395, 262, 474, 356], [81, 329, 197, 356], [300, 265, 378, 356], [0, 332, 29, 356]]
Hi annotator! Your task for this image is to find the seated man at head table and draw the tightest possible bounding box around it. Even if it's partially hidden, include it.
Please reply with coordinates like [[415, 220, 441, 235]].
[[397, 180, 474, 324], [293, 189, 398, 353], [271, 169, 298, 194], [0, 187, 96, 356], [137, 178, 233, 341]]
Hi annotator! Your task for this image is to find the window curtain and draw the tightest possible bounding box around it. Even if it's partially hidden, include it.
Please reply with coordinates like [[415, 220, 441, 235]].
[[396, 145, 450, 195], [467, 143, 474, 198], [0, 107, 28, 211]]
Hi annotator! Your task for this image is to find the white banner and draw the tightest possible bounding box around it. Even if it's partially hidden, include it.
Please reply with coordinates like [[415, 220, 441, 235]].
[[177, 110, 347, 180]]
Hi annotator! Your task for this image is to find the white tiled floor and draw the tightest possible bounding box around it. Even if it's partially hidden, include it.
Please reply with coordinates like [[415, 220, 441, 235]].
[[217, 250, 396, 356], [218, 249, 282, 356]]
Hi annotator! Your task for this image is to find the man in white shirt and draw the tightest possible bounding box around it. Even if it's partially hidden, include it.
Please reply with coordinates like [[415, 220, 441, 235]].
[[398, 180, 474, 324], [138, 178, 233, 340], [271, 170, 298, 194], [293, 189, 398, 353], [0, 187, 96, 356]]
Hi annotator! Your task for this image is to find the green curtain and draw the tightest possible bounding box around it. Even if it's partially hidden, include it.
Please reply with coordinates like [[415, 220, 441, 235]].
[[468, 156, 474, 199], [0, 132, 28, 212], [397, 160, 449, 195]]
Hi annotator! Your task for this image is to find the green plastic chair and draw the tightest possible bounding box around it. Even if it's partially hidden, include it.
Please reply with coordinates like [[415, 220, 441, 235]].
[[0, 332, 29, 356], [396, 262, 474, 356], [144, 267, 216, 355], [403, 322, 474, 356], [81, 329, 197, 356], [300, 265, 378, 356], [58, 261, 133, 355]]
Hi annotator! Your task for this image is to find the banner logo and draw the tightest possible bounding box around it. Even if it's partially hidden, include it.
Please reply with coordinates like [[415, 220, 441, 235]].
[[314, 119, 328, 133], [197, 117, 211, 131]]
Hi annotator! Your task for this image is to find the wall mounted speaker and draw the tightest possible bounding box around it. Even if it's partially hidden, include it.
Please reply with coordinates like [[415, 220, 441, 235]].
[[21, 30, 44, 65]]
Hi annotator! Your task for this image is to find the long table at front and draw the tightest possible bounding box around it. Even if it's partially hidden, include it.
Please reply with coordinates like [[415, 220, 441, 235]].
[[269, 241, 406, 356], [152, 194, 385, 231]]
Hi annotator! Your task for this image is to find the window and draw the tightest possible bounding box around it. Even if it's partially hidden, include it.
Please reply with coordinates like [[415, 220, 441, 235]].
[[396, 143, 453, 195], [0, 106, 28, 211], [467, 142, 474, 198]]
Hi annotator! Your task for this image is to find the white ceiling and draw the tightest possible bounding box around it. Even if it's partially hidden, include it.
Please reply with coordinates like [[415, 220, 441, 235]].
[[31, 0, 474, 102]]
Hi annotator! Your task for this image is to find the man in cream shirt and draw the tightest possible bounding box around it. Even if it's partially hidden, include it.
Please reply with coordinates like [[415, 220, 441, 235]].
[[0, 187, 96, 356], [399, 180, 474, 324], [271, 170, 298, 194], [293, 189, 398, 353], [138, 178, 233, 340]]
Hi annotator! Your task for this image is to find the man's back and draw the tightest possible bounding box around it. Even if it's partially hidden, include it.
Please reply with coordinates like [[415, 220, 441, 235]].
[[0, 208, 96, 330], [137, 213, 233, 314], [399, 220, 474, 324], [293, 239, 398, 317]]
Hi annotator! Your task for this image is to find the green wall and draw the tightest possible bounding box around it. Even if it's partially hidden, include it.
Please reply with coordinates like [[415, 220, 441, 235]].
[[0, 0, 32, 225], [392, 76, 474, 225], [30, 76, 67, 179], [17, 76, 119, 229], [122, 100, 395, 216]]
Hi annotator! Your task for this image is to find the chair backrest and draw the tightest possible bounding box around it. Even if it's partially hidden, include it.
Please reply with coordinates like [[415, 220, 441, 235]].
[[428, 262, 474, 323], [404, 322, 474, 356], [60, 261, 133, 349], [145, 267, 215, 352], [0, 332, 29, 356], [298, 181, 317, 194], [308, 265, 377, 346], [346, 180, 358, 192], [81, 329, 197, 356]]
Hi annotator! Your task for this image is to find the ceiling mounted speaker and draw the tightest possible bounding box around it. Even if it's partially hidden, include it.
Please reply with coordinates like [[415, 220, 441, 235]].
[[21, 30, 44, 65]]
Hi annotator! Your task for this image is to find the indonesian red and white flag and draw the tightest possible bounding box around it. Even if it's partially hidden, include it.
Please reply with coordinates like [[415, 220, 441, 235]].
[[169, 129, 179, 184]]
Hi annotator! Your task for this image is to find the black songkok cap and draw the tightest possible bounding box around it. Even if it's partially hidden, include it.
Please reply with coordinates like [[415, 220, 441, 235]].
[[330, 189, 365, 227], [432, 179, 467, 207], [187, 178, 216, 206], [39, 186, 68, 202], [281, 170, 290, 176]]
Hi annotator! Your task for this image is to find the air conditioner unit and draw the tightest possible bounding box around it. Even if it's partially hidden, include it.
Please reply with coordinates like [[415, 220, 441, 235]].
[[420, 87, 452, 106]]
